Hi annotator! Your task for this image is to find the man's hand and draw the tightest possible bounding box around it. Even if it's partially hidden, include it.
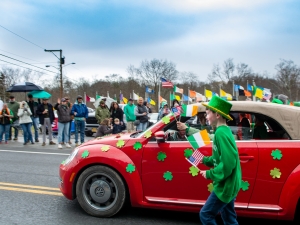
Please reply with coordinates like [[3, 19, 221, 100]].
[[200, 170, 207, 179], [176, 121, 187, 130]]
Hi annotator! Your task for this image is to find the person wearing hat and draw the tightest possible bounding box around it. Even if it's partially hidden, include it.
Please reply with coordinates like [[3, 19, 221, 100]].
[[36, 98, 56, 146], [177, 96, 241, 225], [123, 98, 136, 133], [27, 93, 40, 142], [7, 96, 20, 140], [54, 98, 72, 149], [95, 100, 110, 124], [71, 95, 88, 146]]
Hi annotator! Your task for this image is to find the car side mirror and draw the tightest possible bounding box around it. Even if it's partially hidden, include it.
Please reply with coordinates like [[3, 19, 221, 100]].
[[154, 131, 165, 144]]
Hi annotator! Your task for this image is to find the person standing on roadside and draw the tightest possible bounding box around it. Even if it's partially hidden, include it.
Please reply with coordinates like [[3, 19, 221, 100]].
[[123, 98, 136, 133], [110, 102, 124, 125], [63, 96, 73, 144], [54, 98, 72, 149], [95, 100, 110, 124], [27, 94, 40, 142], [18, 101, 34, 145], [0, 104, 13, 144], [7, 96, 20, 140], [71, 95, 88, 146], [134, 97, 148, 131], [37, 98, 56, 146]]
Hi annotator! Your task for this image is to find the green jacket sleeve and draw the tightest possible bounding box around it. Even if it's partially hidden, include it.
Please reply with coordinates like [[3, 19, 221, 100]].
[[206, 134, 238, 182], [203, 156, 214, 167]]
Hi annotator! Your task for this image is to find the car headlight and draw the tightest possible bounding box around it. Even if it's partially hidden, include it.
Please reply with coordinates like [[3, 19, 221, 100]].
[[64, 147, 80, 165]]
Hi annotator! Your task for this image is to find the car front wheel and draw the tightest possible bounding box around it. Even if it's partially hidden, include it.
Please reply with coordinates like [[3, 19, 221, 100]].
[[76, 165, 126, 217]]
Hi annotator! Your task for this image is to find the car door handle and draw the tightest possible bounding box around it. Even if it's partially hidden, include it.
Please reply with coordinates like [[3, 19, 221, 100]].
[[239, 156, 254, 160]]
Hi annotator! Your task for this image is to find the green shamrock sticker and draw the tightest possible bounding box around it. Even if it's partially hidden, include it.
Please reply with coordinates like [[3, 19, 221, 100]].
[[241, 180, 250, 191], [61, 160, 66, 165], [271, 149, 282, 160], [163, 171, 173, 181], [270, 168, 281, 179], [81, 150, 89, 158], [189, 166, 199, 177], [207, 183, 214, 192], [116, 139, 125, 148], [101, 145, 110, 152], [144, 130, 152, 138], [157, 152, 167, 161], [126, 163, 135, 173], [133, 142, 142, 151], [161, 116, 170, 124], [184, 148, 193, 158]]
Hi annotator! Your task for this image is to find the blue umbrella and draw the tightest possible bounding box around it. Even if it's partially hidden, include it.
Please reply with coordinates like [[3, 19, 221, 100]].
[[6, 82, 43, 92], [29, 90, 52, 99]]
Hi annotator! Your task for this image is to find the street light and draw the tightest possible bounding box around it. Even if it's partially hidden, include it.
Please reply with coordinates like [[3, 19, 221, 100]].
[[45, 62, 75, 98]]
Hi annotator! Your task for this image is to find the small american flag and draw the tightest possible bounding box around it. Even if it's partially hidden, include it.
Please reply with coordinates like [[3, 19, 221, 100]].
[[187, 150, 204, 167], [171, 106, 183, 116]]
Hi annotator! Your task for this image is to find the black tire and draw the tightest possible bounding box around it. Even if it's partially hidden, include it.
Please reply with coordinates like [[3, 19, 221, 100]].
[[76, 165, 126, 217], [85, 131, 93, 137]]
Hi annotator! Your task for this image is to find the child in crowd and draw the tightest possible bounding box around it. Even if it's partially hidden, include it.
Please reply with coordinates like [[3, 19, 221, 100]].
[[112, 118, 125, 134]]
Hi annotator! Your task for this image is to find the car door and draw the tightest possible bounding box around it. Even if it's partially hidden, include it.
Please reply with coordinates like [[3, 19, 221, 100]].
[[142, 138, 213, 206]]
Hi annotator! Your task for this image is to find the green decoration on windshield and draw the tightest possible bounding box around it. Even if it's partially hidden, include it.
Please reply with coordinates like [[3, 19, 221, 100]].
[[126, 163, 135, 174], [157, 151, 167, 161], [101, 145, 110, 152], [144, 130, 152, 139], [163, 171, 173, 181], [184, 148, 194, 158], [189, 166, 199, 177], [207, 183, 214, 192], [161, 116, 170, 124], [116, 139, 125, 148], [133, 141, 142, 151], [271, 149, 282, 160], [270, 168, 281, 179], [241, 180, 250, 191], [81, 150, 89, 158]]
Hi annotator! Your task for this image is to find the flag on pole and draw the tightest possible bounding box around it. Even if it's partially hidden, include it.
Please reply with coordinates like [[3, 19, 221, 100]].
[[189, 90, 196, 98], [244, 90, 251, 97], [86, 95, 91, 102], [174, 86, 183, 94], [133, 92, 139, 100], [220, 89, 227, 97], [186, 150, 205, 168], [171, 106, 183, 116], [254, 87, 264, 99], [123, 97, 128, 104], [182, 94, 189, 101], [96, 94, 101, 100], [226, 93, 232, 100], [247, 84, 253, 91], [146, 86, 154, 93], [181, 104, 198, 117], [159, 96, 167, 103], [161, 77, 173, 88], [187, 129, 210, 150], [120, 93, 124, 104], [205, 89, 213, 98], [150, 99, 156, 105]]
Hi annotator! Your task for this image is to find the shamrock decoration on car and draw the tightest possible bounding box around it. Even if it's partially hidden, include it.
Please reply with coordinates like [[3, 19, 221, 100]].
[[184, 148, 193, 158], [270, 168, 281, 179], [157, 151, 167, 161], [116, 139, 125, 148], [161, 116, 170, 124], [101, 145, 110, 152], [240, 180, 250, 191], [163, 171, 173, 181], [81, 150, 89, 158], [207, 183, 214, 192], [271, 149, 282, 160], [133, 142, 142, 151], [61, 160, 66, 165], [126, 163, 135, 174], [189, 166, 199, 177], [144, 130, 152, 139]]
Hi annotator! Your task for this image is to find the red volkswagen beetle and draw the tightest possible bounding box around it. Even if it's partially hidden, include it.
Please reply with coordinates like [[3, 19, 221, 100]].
[[59, 101, 300, 222]]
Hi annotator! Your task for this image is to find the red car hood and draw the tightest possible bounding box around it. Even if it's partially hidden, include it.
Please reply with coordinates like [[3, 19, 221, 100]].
[[80, 133, 133, 147]]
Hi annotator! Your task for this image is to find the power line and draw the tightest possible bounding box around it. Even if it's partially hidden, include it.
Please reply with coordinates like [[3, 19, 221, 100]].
[[0, 24, 44, 50], [0, 59, 52, 75], [0, 54, 56, 74]]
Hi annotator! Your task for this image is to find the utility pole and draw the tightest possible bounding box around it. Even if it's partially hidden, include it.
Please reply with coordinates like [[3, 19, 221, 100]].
[[44, 49, 64, 98]]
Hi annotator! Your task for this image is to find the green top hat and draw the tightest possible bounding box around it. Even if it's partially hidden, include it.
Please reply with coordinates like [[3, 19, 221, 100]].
[[272, 98, 283, 104], [202, 95, 233, 120]]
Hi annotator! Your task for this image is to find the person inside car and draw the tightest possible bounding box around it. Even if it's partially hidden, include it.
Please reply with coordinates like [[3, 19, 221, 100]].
[[253, 115, 268, 139]]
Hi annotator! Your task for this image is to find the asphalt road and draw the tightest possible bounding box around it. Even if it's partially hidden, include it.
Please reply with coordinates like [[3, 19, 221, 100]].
[[0, 138, 293, 225]]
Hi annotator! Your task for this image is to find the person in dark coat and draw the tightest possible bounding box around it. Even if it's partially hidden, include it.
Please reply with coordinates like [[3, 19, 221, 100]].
[[95, 118, 113, 137], [36, 98, 56, 146], [112, 118, 125, 134], [110, 102, 124, 125]]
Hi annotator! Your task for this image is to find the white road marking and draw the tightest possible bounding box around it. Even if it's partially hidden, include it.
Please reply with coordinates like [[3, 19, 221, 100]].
[[0, 149, 69, 156]]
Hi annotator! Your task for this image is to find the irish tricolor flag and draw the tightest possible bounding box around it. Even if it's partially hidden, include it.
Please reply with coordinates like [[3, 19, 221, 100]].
[[181, 104, 198, 117], [174, 86, 183, 94], [187, 130, 210, 150]]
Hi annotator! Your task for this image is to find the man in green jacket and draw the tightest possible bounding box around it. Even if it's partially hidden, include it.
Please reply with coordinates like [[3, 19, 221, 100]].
[[123, 99, 136, 133], [7, 96, 20, 140], [95, 100, 110, 124]]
